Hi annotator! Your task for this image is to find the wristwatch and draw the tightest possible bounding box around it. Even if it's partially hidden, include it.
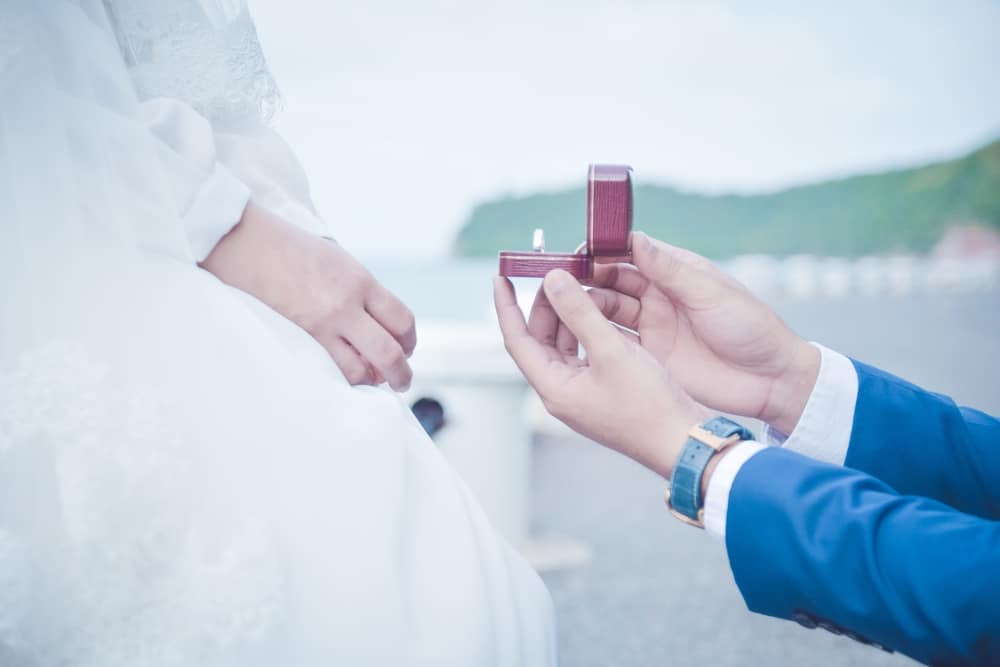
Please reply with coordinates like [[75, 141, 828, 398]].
[[666, 416, 754, 528]]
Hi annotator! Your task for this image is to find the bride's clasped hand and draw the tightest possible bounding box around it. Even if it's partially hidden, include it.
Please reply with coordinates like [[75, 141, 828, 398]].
[[202, 202, 417, 391]]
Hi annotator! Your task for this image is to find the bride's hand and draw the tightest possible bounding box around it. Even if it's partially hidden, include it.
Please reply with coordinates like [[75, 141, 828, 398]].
[[201, 203, 416, 391]]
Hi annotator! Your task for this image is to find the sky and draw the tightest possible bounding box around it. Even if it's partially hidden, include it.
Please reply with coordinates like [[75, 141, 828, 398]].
[[251, 0, 1000, 259]]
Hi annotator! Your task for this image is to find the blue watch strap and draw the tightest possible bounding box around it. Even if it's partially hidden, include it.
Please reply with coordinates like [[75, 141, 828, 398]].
[[669, 439, 716, 521], [700, 416, 755, 442], [668, 416, 755, 525]]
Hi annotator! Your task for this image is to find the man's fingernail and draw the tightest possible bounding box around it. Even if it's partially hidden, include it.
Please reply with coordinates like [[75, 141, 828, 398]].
[[638, 232, 652, 253], [546, 270, 571, 293]]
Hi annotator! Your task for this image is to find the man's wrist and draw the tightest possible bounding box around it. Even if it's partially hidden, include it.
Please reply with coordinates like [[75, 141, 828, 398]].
[[763, 339, 821, 435], [665, 415, 756, 528], [701, 446, 730, 499], [653, 404, 712, 480]]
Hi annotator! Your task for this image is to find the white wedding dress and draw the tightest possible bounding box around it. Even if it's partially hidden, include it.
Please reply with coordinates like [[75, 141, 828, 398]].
[[0, 1, 555, 665]]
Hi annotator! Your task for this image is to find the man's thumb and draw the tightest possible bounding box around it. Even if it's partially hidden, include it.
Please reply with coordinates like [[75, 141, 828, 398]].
[[543, 270, 618, 362]]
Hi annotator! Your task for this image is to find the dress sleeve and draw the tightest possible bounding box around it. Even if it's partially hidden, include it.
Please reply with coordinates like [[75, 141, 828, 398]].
[[112, 0, 328, 256], [139, 97, 250, 262], [211, 121, 331, 238], [140, 97, 331, 262]]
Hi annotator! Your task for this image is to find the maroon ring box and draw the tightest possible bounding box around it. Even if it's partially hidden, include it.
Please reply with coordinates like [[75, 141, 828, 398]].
[[498, 164, 633, 279]]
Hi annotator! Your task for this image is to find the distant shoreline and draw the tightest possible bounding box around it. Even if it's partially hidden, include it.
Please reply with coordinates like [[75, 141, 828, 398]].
[[453, 139, 1000, 261]]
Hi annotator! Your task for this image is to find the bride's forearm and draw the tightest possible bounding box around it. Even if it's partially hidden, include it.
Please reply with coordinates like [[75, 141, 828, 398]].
[[200, 202, 329, 319]]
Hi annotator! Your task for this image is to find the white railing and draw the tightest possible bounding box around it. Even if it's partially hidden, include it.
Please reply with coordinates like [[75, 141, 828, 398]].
[[724, 255, 999, 299]]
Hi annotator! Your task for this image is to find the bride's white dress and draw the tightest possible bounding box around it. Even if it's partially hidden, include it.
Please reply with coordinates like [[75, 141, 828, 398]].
[[0, 1, 555, 665]]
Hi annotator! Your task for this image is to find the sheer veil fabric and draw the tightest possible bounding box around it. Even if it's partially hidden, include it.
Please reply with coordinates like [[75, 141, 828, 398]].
[[0, 2, 555, 665]]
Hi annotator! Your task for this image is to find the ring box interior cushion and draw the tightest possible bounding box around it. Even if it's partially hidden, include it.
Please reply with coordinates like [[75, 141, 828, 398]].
[[498, 164, 633, 279]]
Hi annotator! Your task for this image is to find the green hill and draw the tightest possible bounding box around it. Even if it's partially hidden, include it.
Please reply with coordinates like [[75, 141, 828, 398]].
[[453, 138, 1000, 259]]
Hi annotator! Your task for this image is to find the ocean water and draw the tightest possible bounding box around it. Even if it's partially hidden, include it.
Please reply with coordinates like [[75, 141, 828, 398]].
[[369, 255, 1000, 323], [368, 258, 503, 321]]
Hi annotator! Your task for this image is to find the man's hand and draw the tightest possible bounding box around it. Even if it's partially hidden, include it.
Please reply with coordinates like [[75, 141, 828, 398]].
[[201, 203, 416, 391], [579, 232, 818, 434], [493, 270, 708, 479]]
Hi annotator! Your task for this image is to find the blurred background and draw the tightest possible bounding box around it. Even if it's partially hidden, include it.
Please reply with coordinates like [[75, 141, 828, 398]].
[[253, 1, 998, 665], [254, 0, 999, 261]]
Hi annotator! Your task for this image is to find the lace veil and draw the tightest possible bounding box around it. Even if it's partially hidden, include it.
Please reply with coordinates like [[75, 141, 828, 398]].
[[101, 0, 281, 124]]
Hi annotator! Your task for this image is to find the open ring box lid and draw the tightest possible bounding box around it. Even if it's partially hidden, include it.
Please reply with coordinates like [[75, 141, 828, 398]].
[[498, 164, 633, 279]]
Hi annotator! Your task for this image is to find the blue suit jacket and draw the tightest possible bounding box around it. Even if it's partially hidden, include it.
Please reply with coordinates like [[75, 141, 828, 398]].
[[726, 361, 1000, 666]]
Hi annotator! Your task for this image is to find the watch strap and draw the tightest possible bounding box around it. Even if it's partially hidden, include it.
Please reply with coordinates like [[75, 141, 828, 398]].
[[668, 438, 716, 524], [667, 416, 754, 527]]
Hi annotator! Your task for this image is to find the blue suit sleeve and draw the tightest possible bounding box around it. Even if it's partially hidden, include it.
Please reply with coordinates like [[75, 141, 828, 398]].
[[846, 361, 1000, 519], [727, 447, 1000, 667]]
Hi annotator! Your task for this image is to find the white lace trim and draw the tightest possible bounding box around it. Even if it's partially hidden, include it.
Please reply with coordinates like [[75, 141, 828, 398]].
[[105, 0, 282, 124]]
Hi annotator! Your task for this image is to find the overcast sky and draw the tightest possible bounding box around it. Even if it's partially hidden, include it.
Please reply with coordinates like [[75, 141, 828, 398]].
[[251, 0, 1000, 259]]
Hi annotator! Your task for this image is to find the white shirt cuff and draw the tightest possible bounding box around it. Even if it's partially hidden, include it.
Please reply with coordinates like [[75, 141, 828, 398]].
[[703, 440, 767, 539], [703, 344, 858, 539], [776, 343, 858, 466]]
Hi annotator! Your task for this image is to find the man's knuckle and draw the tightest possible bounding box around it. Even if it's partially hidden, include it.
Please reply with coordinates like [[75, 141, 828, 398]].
[[605, 265, 620, 286], [606, 297, 622, 321]]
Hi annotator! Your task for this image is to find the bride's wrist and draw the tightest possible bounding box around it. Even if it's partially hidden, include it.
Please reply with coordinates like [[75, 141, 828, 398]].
[[202, 203, 321, 313]]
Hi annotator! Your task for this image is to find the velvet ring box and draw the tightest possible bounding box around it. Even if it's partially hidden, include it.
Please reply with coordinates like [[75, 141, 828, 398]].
[[498, 164, 633, 279]]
